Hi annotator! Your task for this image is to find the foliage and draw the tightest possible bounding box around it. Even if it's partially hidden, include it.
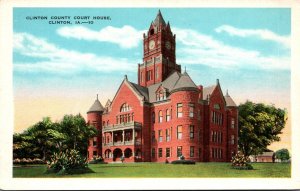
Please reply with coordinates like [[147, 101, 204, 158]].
[[88, 156, 105, 164], [13, 158, 46, 165], [231, 151, 253, 170], [171, 160, 195, 164], [275, 148, 290, 161], [13, 114, 97, 160], [238, 101, 287, 157], [13, 117, 59, 160], [179, 155, 185, 160], [60, 114, 98, 156], [47, 149, 88, 174]]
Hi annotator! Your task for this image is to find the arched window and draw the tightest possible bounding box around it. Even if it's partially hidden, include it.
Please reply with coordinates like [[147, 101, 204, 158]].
[[158, 110, 163, 123], [150, 29, 154, 35], [120, 103, 131, 112], [166, 109, 170, 121]]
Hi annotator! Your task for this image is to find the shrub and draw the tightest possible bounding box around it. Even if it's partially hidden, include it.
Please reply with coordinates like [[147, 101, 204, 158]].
[[171, 160, 195, 164], [13, 158, 21, 164], [89, 156, 106, 164], [47, 149, 88, 174], [231, 151, 253, 170]]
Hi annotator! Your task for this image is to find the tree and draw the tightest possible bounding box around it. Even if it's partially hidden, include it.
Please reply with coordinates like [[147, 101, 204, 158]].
[[275, 148, 290, 161], [60, 114, 98, 156], [238, 101, 287, 157], [13, 114, 98, 160]]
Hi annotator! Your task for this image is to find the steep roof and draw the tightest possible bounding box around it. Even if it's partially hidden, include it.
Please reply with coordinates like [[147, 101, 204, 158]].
[[147, 71, 199, 103], [153, 10, 166, 27], [171, 71, 198, 93], [87, 96, 104, 113], [203, 85, 216, 100], [224, 91, 237, 107], [129, 82, 149, 101], [147, 72, 179, 102]]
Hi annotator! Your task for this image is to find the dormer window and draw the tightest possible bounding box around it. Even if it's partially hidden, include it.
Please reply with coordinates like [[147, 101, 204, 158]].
[[156, 90, 167, 101], [120, 103, 131, 112]]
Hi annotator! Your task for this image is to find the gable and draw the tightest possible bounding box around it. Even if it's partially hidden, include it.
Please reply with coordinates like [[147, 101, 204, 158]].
[[110, 79, 145, 112]]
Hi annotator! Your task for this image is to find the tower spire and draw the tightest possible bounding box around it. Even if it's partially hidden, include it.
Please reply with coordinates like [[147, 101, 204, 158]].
[[96, 94, 98, 100]]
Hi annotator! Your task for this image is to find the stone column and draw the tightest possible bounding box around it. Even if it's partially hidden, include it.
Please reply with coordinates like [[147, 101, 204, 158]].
[[133, 128, 135, 145], [122, 130, 125, 144]]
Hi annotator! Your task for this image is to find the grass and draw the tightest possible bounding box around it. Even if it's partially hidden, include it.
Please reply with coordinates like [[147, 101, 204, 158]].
[[13, 162, 291, 178]]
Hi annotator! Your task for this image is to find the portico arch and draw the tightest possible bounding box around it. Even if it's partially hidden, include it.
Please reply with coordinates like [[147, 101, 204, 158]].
[[113, 148, 123, 161], [124, 148, 133, 158]]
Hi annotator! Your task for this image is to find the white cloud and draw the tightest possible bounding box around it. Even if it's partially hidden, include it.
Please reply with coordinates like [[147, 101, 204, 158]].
[[215, 25, 290, 48], [173, 27, 290, 70], [13, 32, 137, 74], [57, 25, 146, 49]]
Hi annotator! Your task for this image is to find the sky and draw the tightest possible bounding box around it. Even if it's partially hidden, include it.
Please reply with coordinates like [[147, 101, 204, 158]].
[[13, 8, 291, 151]]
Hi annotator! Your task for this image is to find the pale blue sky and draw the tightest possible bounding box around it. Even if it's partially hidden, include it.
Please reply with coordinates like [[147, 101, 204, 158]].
[[13, 8, 290, 106]]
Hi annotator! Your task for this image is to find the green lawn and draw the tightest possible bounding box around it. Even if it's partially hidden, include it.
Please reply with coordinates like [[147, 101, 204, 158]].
[[13, 162, 291, 178]]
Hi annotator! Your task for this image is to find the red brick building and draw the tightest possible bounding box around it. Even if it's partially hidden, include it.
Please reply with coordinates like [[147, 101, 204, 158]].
[[87, 11, 238, 163]]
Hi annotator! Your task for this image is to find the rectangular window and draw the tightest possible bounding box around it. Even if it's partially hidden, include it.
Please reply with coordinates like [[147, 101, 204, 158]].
[[159, 130, 163, 142], [189, 103, 194, 118], [158, 148, 163, 158], [151, 148, 155, 158], [93, 137, 97, 146], [189, 125, 194, 139], [177, 146, 182, 157], [166, 109, 170, 121], [199, 148, 202, 158], [231, 135, 235, 145], [190, 146, 195, 157], [151, 131, 155, 143], [231, 118, 235, 128], [166, 129, 170, 142], [152, 112, 155, 123], [177, 103, 183, 118], [166, 148, 170, 157], [141, 72, 143, 83], [177, 125, 182, 140], [146, 70, 152, 81]]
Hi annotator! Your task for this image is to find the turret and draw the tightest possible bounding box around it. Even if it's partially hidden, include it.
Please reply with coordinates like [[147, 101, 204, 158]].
[[87, 94, 104, 160]]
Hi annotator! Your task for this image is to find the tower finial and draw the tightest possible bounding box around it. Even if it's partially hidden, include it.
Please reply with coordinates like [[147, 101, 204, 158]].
[[96, 94, 98, 100], [185, 66, 186, 73], [226, 89, 229, 96]]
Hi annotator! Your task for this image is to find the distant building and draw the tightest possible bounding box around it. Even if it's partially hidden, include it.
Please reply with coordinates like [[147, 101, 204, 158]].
[[86, 10, 238, 163], [250, 152, 275, 163]]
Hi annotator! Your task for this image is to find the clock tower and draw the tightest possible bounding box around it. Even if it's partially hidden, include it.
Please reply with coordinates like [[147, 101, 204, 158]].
[[138, 10, 181, 87]]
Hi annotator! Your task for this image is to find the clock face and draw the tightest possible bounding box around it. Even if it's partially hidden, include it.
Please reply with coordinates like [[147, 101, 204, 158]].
[[149, 40, 155, 50], [165, 41, 171, 50]]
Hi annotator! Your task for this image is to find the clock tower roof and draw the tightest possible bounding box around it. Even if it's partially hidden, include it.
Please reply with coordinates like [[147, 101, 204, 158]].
[[153, 10, 166, 27]]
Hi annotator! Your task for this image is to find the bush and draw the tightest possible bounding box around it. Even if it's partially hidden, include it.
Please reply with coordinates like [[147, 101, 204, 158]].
[[88, 156, 106, 164], [47, 149, 88, 174], [171, 160, 195, 164], [231, 151, 253, 170], [13, 158, 46, 165]]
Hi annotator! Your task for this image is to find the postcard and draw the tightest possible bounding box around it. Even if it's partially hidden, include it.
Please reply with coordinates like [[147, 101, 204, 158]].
[[0, 0, 300, 190]]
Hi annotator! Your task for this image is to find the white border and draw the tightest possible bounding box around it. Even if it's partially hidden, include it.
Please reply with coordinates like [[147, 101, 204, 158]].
[[0, 0, 299, 190]]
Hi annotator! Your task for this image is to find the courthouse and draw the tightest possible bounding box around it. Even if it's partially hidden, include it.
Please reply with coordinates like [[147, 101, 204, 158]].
[[87, 11, 238, 163]]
